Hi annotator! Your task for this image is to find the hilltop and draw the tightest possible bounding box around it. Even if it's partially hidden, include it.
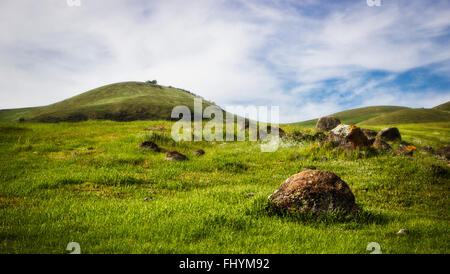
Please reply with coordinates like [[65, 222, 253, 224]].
[[0, 82, 218, 122]]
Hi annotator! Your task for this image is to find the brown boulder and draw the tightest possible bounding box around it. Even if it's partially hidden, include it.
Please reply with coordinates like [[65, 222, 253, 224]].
[[165, 151, 187, 161], [376, 127, 401, 142], [268, 170, 358, 215], [361, 129, 378, 145], [436, 145, 450, 159], [373, 138, 391, 150], [316, 116, 341, 131], [327, 124, 371, 148]]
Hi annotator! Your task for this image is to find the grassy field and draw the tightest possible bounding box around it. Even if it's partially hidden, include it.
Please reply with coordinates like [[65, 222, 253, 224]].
[[0, 120, 449, 254]]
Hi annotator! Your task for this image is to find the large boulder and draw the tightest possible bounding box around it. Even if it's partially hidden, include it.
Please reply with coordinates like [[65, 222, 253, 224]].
[[436, 145, 450, 159], [361, 129, 378, 145], [268, 170, 358, 215], [316, 116, 341, 131], [376, 127, 401, 142], [327, 124, 371, 148]]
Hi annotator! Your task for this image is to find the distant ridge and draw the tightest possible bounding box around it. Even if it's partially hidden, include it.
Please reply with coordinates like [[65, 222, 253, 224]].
[[292, 106, 408, 127], [433, 101, 450, 112], [292, 101, 450, 126], [0, 82, 219, 122], [360, 108, 450, 125]]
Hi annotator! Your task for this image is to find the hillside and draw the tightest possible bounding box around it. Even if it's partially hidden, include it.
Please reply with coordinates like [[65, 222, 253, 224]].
[[433, 101, 450, 112], [0, 82, 219, 122], [291, 106, 409, 127], [360, 108, 450, 125]]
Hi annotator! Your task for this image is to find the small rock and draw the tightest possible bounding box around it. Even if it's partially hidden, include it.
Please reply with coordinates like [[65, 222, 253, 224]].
[[139, 141, 161, 152], [397, 229, 409, 235], [165, 151, 188, 161], [394, 144, 414, 156], [316, 116, 341, 131], [421, 146, 433, 153], [149, 190, 156, 194], [144, 197, 150, 201], [435, 145, 450, 160], [376, 127, 401, 142], [194, 149, 205, 156], [373, 138, 391, 151], [245, 192, 256, 197]]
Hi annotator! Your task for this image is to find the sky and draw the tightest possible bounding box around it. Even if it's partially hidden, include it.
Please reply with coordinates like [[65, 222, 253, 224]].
[[0, 0, 449, 123]]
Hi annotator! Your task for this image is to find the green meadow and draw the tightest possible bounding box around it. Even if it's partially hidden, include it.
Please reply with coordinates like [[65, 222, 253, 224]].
[[0, 120, 449, 254]]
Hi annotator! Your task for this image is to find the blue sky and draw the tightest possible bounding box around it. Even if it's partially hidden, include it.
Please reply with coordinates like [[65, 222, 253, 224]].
[[0, 0, 449, 122]]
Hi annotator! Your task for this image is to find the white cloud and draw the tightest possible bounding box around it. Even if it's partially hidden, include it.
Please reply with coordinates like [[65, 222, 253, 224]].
[[0, 0, 449, 122]]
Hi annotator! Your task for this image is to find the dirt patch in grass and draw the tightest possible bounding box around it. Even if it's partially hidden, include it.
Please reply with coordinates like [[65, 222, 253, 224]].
[[0, 196, 26, 209]]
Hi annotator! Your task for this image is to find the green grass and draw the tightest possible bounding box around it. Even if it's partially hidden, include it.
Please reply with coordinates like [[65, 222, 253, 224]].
[[360, 108, 450, 126], [0, 120, 449, 254], [0, 82, 218, 123]]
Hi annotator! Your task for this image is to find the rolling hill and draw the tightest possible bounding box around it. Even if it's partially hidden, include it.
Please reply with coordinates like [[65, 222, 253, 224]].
[[359, 108, 450, 125], [292, 106, 409, 127], [0, 82, 219, 122], [433, 101, 450, 112], [292, 101, 450, 127]]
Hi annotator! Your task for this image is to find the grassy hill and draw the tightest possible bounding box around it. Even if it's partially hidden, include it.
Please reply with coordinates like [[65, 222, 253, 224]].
[[433, 101, 450, 112], [360, 108, 450, 125], [292, 101, 450, 127], [0, 82, 219, 122], [291, 106, 409, 127]]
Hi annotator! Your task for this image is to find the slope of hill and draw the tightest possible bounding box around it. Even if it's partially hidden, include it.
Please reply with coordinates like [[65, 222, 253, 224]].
[[359, 108, 450, 125], [433, 101, 450, 112], [291, 106, 409, 127], [0, 82, 218, 122]]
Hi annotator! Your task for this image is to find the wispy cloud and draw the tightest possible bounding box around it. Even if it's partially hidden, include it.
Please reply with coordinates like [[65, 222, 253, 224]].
[[0, 0, 449, 122]]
